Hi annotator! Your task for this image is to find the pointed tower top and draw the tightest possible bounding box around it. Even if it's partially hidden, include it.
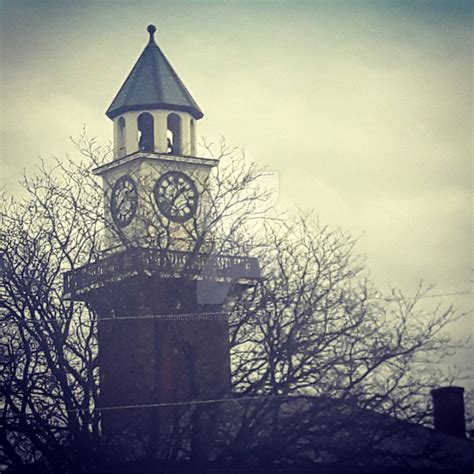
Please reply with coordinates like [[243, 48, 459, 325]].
[[147, 24, 156, 43], [106, 25, 203, 120]]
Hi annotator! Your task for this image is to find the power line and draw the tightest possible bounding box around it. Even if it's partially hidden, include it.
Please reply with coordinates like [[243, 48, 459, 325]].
[[3, 393, 313, 421], [97, 311, 227, 322], [1, 290, 472, 326], [368, 290, 472, 301], [0, 311, 229, 325], [80, 393, 296, 413]]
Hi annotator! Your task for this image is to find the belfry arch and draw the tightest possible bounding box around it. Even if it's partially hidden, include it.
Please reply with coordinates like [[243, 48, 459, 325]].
[[117, 117, 126, 157], [190, 119, 196, 155], [138, 112, 154, 152], [167, 113, 182, 154]]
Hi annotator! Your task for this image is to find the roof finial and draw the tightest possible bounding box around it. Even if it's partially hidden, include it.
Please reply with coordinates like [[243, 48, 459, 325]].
[[147, 24, 156, 44]]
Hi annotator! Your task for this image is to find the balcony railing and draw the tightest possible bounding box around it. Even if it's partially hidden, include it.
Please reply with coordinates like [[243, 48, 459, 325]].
[[63, 248, 260, 298]]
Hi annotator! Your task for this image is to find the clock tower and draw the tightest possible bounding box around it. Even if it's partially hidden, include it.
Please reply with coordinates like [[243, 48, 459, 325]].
[[63, 25, 259, 450]]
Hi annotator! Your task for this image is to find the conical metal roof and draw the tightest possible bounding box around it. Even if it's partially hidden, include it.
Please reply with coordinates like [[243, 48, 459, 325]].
[[106, 25, 203, 120]]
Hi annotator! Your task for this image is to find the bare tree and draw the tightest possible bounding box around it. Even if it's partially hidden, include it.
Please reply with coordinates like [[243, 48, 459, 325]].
[[221, 215, 470, 466], [0, 132, 272, 471], [0, 151, 106, 472], [0, 133, 469, 472]]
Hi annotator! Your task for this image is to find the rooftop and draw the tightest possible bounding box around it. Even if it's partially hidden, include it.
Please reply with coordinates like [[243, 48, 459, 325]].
[[106, 25, 203, 120]]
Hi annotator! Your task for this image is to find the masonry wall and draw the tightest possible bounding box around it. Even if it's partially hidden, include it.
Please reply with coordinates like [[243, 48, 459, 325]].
[[91, 276, 231, 441]]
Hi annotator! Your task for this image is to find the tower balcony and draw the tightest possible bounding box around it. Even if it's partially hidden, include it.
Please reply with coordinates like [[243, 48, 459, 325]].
[[63, 247, 260, 300]]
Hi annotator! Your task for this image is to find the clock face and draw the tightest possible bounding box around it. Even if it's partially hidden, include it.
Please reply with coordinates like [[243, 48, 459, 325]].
[[110, 175, 138, 228], [153, 171, 198, 222]]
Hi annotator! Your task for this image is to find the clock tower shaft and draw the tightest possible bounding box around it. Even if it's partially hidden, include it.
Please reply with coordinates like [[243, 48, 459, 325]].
[[64, 25, 260, 451]]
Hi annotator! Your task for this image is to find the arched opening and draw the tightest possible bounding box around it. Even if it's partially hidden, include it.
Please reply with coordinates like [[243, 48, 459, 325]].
[[190, 119, 195, 155], [167, 113, 182, 155], [137, 112, 154, 152], [117, 116, 126, 157], [166, 129, 174, 153]]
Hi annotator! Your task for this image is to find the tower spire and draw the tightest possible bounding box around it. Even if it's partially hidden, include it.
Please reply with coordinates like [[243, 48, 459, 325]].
[[147, 24, 156, 45], [106, 25, 203, 120]]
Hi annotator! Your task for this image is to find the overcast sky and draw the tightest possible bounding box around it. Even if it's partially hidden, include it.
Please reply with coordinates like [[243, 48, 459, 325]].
[[0, 1, 472, 369]]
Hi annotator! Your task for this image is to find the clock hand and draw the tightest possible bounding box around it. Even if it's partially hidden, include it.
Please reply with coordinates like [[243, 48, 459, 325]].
[[167, 185, 187, 213], [115, 190, 128, 212]]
